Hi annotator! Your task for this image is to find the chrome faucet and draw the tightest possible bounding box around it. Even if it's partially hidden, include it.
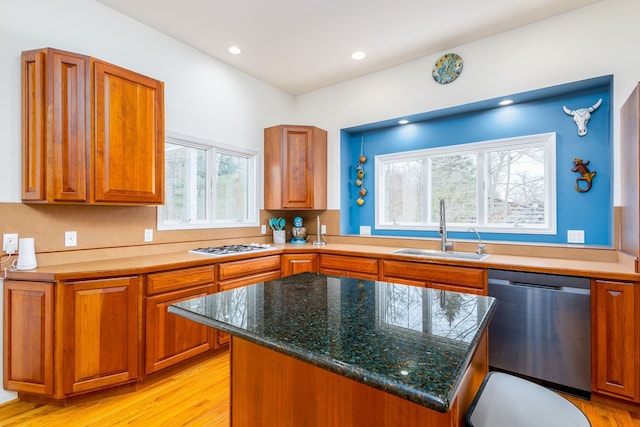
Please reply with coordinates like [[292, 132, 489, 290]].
[[468, 227, 486, 254], [439, 199, 453, 252]]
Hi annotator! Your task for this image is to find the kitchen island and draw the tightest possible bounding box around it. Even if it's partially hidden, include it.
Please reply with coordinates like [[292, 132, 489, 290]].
[[169, 272, 496, 426]]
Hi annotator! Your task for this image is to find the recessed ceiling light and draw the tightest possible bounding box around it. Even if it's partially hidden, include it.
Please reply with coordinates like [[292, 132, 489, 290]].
[[398, 119, 409, 125], [228, 46, 242, 55], [498, 99, 514, 106], [351, 51, 366, 61]]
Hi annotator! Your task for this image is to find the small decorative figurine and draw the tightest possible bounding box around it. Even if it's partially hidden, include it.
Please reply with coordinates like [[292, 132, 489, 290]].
[[291, 216, 308, 244], [562, 98, 602, 137], [571, 158, 596, 193]]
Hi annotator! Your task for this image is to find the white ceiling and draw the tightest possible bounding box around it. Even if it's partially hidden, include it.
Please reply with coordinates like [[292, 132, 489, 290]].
[[97, 0, 602, 95]]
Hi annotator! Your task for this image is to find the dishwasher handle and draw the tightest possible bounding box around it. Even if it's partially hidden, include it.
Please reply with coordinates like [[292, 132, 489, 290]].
[[489, 277, 591, 295], [488, 268, 590, 290]]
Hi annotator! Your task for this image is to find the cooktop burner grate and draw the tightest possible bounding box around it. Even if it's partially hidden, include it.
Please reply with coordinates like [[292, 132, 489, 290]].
[[189, 243, 274, 256]]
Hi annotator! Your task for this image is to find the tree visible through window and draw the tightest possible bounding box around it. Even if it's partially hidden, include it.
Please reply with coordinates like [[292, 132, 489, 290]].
[[158, 134, 258, 230], [375, 133, 555, 234]]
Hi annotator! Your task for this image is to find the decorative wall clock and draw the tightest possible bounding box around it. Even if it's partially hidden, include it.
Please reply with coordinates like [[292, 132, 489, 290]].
[[432, 53, 463, 84]]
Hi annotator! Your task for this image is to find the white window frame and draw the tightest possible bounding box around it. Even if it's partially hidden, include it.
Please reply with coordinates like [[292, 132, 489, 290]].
[[375, 132, 556, 235], [157, 132, 260, 230]]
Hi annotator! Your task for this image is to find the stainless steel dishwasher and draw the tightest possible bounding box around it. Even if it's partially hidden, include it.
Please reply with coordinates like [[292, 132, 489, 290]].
[[487, 269, 591, 396]]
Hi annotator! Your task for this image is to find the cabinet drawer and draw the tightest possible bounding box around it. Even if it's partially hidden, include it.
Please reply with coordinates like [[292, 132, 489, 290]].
[[147, 265, 215, 295], [319, 254, 379, 275], [382, 260, 485, 290], [218, 255, 281, 281]]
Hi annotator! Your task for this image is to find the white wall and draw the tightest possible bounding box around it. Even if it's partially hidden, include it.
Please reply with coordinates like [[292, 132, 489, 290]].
[[0, 0, 295, 403], [0, 0, 295, 203], [294, 0, 640, 209]]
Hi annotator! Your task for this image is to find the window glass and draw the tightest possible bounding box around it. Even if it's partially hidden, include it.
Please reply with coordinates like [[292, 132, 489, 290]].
[[216, 152, 249, 222], [383, 159, 424, 224], [430, 154, 477, 223], [486, 145, 546, 225], [164, 142, 207, 224], [159, 134, 258, 230], [375, 133, 555, 234]]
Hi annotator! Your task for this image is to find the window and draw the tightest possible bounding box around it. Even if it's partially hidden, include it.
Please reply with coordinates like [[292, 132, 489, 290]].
[[375, 133, 556, 234], [158, 133, 259, 230]]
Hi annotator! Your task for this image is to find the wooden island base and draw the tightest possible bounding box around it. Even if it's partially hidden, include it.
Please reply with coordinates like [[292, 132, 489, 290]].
[[230, 334, 488, 427]]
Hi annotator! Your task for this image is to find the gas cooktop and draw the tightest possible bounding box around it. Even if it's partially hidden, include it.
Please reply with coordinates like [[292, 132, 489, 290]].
[[189, 243, 274, 256]]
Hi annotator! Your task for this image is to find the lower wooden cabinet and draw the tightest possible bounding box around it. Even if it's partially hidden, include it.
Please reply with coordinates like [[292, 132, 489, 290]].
[[4, 277, 139, 398], [319, 254, 379, 280], [381, 260, 486, 294], [282, 253, 318, 277], [145, 284, 216, 374], [145, 266, 217, 374], [217, 272, 282, 346], [592, 279, 639, 404], [3, 281, 54, 395], [62, 276, 139, 395]]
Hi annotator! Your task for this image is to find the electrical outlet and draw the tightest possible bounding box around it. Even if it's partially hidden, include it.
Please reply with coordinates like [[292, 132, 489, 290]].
[[359, 226, 371, 235], [321, 225, 327, 234], [261, 225, 267, 235], [3, 233, 18, 254], [567, 229, 585, 244], [65, 231, 77, 247], [144, 229, 153, 242]]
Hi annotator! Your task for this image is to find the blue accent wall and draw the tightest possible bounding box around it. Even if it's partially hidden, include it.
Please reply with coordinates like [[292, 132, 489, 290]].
[[340, 76, 613, 246]]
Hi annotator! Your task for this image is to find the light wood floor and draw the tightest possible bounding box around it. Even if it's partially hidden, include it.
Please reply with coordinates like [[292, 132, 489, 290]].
[[0, 349, 638, 426]]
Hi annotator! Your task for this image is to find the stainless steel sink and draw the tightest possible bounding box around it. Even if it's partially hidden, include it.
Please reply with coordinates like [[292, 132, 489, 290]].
[[391, 248, 489, 261]]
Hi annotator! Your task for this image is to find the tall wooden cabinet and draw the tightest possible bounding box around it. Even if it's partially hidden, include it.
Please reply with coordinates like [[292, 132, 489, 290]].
[[592, 279, 640, 405], [21, 47, 164, 205], [264, 125, 327, 210], [620, 83, 640, 268]]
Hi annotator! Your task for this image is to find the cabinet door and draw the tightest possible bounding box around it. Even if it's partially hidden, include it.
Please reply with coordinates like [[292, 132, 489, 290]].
[[3, 281, 54, 395], [62, 276, 139, 394], [593, 280, 639, 402], [21, 48, 89, 203], [282, 254, 318, 277], [145, 284, 216, 375], [264, 125, 327, 210], [217, 270, 281, 346], [93, 60, 164, 204]]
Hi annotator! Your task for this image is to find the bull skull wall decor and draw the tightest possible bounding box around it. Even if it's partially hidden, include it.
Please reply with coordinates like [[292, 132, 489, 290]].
[[562, 98, 602, 136]]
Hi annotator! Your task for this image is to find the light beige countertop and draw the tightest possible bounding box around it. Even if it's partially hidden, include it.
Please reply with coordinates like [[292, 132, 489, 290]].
[[5, 241, 639, 282]]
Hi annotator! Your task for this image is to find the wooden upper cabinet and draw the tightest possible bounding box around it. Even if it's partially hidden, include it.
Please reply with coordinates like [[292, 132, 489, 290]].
[[264, 125, 327, 210], [93, 60, 164, 204], [22, 49, 89, 202], [20, 47, 164, 205]]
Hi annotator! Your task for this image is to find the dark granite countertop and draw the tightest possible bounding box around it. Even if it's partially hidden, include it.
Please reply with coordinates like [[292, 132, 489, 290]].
[[169, 272, 496, 412]]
